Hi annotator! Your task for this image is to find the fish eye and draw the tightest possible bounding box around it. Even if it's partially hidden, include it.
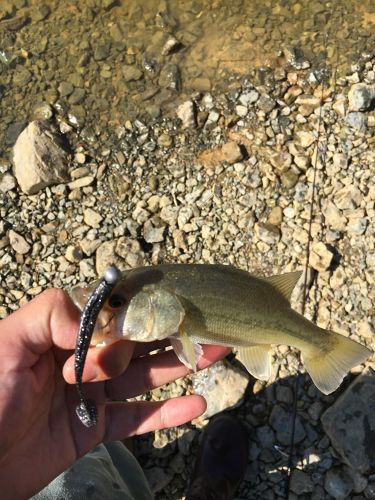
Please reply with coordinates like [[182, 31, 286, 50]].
[[108, 294, 126, 308]]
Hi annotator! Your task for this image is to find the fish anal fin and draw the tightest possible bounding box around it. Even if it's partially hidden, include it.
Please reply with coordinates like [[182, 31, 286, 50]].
[[237, 345, 272, 381], [302, 330, 371, 395], [170, 327, 203, 372], [264, 271, 302, 302]]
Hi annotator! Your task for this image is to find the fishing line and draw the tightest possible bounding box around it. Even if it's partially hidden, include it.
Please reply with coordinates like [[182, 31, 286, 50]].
[[284, 32, 330, 499]]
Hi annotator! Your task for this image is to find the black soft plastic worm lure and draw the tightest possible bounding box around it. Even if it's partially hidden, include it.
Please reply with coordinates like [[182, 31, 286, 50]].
[[74, 266, 121, 427]]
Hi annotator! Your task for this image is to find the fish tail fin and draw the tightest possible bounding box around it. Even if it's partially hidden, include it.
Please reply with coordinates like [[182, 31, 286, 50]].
[[302, 330, 371, 395]]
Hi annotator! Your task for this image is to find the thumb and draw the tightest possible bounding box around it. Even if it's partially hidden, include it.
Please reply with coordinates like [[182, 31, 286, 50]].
[[0, 289, 80, 369]]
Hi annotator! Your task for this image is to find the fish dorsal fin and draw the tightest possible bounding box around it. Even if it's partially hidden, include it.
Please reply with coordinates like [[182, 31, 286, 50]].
[[264, 271, 302, 302], [237, 345, 272, 381], [169, 328, 203, 372]]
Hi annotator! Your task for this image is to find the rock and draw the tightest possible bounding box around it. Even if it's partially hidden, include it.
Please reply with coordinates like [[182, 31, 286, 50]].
[[269, 405, 306, 445], [268, 206, 283, 226], [335, 185, 362, 210], [13, 121, 70, 194], [122, 65, 143, 82], [348, 83, 375, 111], [143, 220, 165, 243], [239, 90, 259, 105], [347, 217, 368, 235], [8, 229, 30, 254], [144, 467, 172, 494], [255, 222, 280, 245], [197, 141, 244, 166], [192, 359, 249, 419], [290, 469, 314, 494], [96, 240, 117, 275], [221, 141, 244, 164], [310, 242, 334, 272], [161, 36, 181, 56], [65, 245, 83, 263], [280, 170, 299, 188], [324, 468, 354, 499], [176, 100, 196, 129], [297, 131, 315, 148], [0, 173, 17, 192], [257, 94, 276, 112], [321, 368, 375, 473], [157, 133, 173, 148], [235, 105, 248, 117], [323, 201, 347, 231], [84, 208, 103, 228], [346, 112, 368, 131], [270, 151, 292, 172], [68, 176, 95, 189]]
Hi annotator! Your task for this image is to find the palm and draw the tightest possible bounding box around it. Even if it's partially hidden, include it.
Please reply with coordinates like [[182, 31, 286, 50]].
[[0, 289, 229, 498]]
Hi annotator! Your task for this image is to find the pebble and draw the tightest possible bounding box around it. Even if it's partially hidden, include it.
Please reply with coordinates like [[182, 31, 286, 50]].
[[310, 242, 334, 272], [143, 220, 165, 243], [290, 469, 314, 494], [83, 208, 103, 228], [324, 468, 354, 500], [8, 230, 30, 254], [221, 141, 244, 164], [68, 176, 95, 189], [268, 206, 283, 226], [348, 83, 375, 111], [297, 131, 315, 148], [0, 173, 17, 192], [176, 100, 196, 129], [346, 112, 368, 131]]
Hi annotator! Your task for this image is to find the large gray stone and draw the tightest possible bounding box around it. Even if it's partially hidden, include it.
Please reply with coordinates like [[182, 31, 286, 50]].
[[321, 368, 375, 473], [13, 121, 70, 194]]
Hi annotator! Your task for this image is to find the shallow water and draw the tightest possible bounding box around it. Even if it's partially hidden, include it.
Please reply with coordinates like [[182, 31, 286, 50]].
[[0, 0, 374, 156]]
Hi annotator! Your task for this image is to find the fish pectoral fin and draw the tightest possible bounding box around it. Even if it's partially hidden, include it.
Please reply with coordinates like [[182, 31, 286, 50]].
[[237, 345, 272, 381], [264, 271, 302, 302], [170, 328, 203, 372], [302, 330, 371, 395]]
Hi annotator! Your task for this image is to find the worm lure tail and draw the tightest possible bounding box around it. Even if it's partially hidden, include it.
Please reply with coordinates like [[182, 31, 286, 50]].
[[74, 266, 121, 427]]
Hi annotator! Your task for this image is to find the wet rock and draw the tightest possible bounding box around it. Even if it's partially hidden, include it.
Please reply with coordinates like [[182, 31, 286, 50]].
[[348, 83, 375, 111], [122, 65, 143, 82], [8, 229, 30, 254], [13, 121, 70, 194], [177, 100, 196, 129], [324, 468, 354, 499], [269, 405, 306, 445], [321, 368, 375, 473], [192, 360, 249, 419], [310, 242, 334, 272], [161, 36, 181, 56]]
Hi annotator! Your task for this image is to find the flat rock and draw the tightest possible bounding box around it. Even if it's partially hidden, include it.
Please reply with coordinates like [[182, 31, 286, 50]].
[[192, 359, 249, 419], [323, 201, 347, 231], [84, 208, 103, 228], [321, 368, 375, 473], [13, 121, 70, 194]]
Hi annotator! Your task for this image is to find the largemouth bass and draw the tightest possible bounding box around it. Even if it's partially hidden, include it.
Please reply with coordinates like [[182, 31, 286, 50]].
[[72, 264, 371, 395]]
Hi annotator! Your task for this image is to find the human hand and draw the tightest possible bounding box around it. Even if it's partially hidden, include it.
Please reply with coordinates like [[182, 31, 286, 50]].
[[0, 289, 229, 499]]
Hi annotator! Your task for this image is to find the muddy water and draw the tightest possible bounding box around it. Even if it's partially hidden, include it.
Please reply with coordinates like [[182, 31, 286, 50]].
[[0, 0, 374, 156]]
